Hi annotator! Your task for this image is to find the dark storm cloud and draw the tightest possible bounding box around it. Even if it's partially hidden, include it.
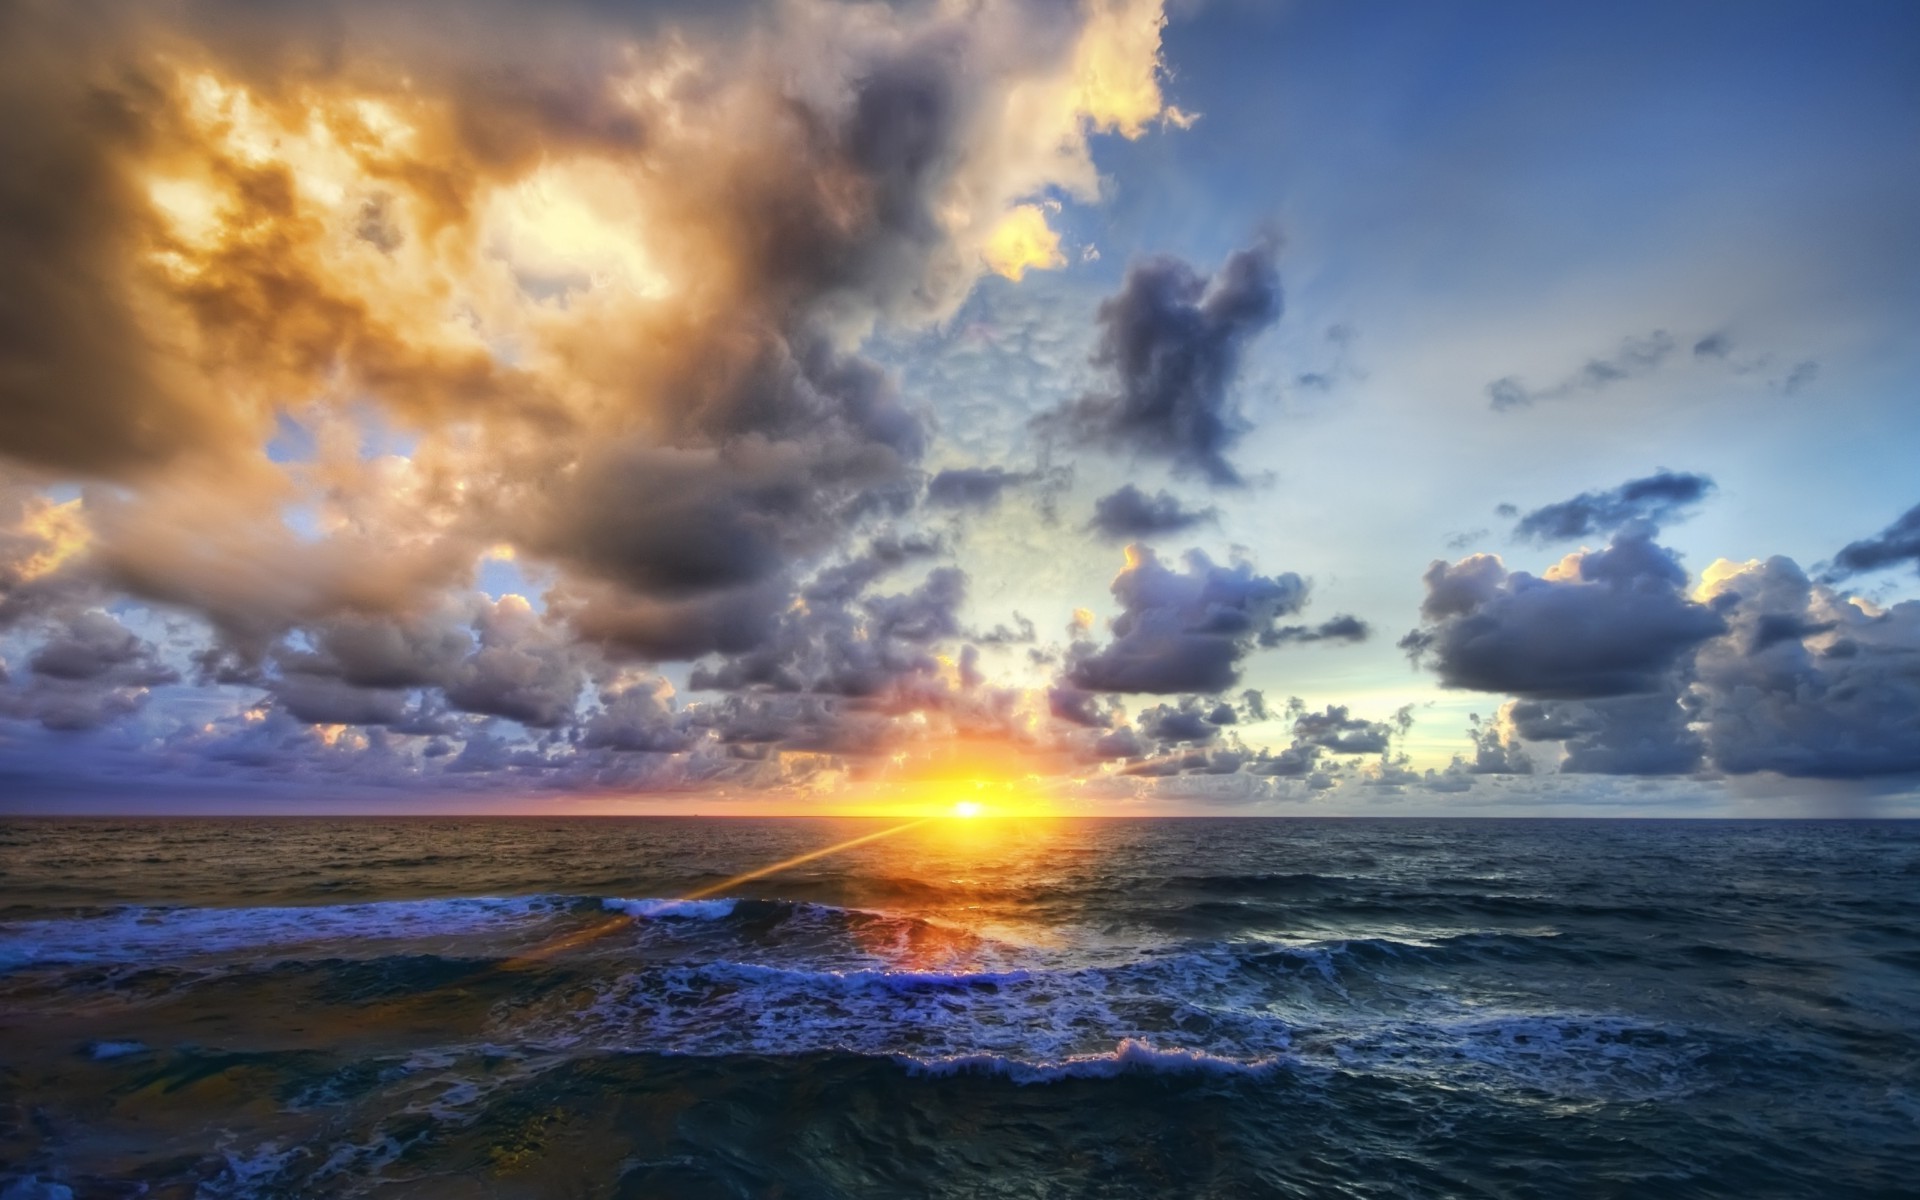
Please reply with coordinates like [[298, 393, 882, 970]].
[[1830, 502, 1920, 579], [1039, 238, 1282, 486], [1086, 485, 1217, 540], [1400, 529, 1725, 699], [1065, 546, 1309, 694], [1487, 330, 1676, 411], [1508, 471, 1716, 543]]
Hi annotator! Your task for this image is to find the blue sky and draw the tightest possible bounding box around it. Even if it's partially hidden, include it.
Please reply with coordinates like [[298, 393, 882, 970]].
[[0, 0, 1916, 814]]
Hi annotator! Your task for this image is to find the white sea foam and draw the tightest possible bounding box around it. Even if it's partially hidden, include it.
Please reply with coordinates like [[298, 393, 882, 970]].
[[0, 895, 569, 967], [88, 1040, 147, 1060], [505, 931, 1700, 1098], [899, 1039, 1289, 1084], [4, 887, 1708, 1102], [602, 897, 739, 921]]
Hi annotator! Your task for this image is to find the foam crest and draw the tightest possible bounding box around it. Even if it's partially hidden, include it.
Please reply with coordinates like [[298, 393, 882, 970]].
[[0, 895, 570, 968], [900, 1039, 1287, 1083], [603, 898, 739, 921]]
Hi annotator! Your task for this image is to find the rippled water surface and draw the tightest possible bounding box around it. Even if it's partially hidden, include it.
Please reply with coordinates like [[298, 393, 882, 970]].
[[2, 817, 1916, 1197]]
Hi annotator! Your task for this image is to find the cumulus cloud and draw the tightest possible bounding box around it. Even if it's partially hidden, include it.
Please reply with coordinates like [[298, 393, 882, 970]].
[[1038, 237, 1282, 485], [1691, 556, 1920, 778], [1507, 692, 1703, 776], [1406, 523, 1920, 782], [0, 608, 179, 732], [1288, 703, 1396, 755], [0, 0, 1183, 590], [1086, 484, 1216, 540], [1065, 545, 1309, 694], [1508, 470, 1716, 542], [1400, 529, 1726, 699], [0, 0, 1221, 795], [1464, 709, 1533, 775]]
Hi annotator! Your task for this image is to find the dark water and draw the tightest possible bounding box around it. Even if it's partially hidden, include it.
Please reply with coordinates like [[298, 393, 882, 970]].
[[1, 817, 1916, 1198]]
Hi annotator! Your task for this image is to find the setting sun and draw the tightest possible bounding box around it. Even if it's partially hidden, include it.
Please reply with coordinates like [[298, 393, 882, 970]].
[[951, 800, 985, 819]]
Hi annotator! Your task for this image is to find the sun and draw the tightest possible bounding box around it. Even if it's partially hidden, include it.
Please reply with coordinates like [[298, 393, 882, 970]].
[[950, 800, 985, 819]]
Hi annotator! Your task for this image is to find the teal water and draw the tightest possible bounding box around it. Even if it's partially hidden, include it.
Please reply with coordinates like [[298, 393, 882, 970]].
[[1, 817, 1916, 1197]]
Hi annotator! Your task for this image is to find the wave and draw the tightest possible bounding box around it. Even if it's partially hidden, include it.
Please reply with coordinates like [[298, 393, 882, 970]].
[[898, 1038, 1288, 1083], [1161, 872, 1356, 897], [0, 895, 576, 968], [603, 897, 739, 921], [0, 889, 1709, 1103]]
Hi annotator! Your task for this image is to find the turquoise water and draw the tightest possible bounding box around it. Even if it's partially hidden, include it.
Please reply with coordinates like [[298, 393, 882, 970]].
[[1, 817, 1916, 1197]]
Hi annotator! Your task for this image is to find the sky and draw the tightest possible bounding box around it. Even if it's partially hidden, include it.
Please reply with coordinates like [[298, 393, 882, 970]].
[[1, 0, 1918, 816]]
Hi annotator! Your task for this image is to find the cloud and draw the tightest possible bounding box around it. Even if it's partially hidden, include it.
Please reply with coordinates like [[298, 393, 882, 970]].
[[1690, 556, 1920, 779], [1507, 470, 1716, 542], [1289, 703, 1395, 754], [1400, 529, 1726, 699], [1830, 502, 1920, 579], [981, 203, 1067, 282], [578, 679, 695, 755], [1135, 697, 1224, 746], [1086, 484, 1216, 540], [1508, 692, 1703, 775], [1487, 330, 1676, 411], [689, 555, 967, 699], [0, 0, 1269, 798], [1465, 709, 1533, 775], [1692, 332, 1732, 360], [1038, 237, 1281, 485], [925, 467, 1029, 511], [0, 0, 1186, 671], [1261, 614, 1370, 646], [1778, 360, 1820, 395], [27, 610, 174, 686], [1407, 533, 1920, 782], [1065, 545, 1309, 694], [0, 608, 179, 732]]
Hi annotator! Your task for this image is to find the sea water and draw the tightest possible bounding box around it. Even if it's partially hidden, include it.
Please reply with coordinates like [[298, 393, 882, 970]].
[[0, 817, 1915, 1197]]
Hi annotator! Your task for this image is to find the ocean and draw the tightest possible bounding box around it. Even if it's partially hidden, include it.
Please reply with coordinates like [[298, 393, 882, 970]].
[[1, 817, 1915, 1198]]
